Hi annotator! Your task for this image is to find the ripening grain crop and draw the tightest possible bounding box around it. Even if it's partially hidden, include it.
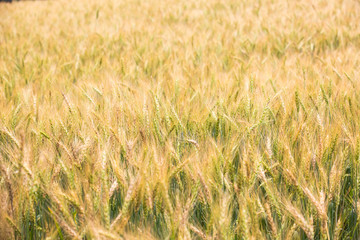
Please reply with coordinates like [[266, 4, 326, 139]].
[[1, 0, 360, 239]]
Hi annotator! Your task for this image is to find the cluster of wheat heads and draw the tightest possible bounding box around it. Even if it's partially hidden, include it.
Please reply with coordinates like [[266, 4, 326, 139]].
[[1, 0, 360, 239]]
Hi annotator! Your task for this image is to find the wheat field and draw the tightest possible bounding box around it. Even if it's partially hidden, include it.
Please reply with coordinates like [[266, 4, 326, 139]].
[[0, 0, 360, 239]]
